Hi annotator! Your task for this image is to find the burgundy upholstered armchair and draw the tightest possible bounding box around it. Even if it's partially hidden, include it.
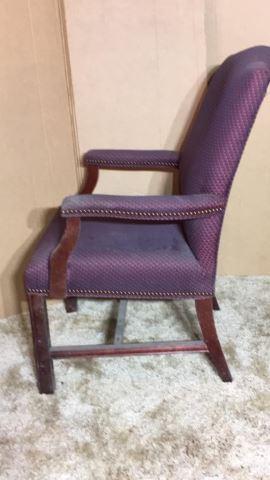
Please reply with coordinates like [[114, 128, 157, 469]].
[[25, 46, 270, 393]]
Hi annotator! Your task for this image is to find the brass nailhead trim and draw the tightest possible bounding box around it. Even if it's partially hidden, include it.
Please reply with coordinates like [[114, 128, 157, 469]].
[[62, 207, 224, 217], [86, 160, 179, 167], [27, 288, 212, 297]]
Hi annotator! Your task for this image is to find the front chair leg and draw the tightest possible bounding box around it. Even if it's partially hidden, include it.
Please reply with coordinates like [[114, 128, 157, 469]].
[[27, 294, 55, 394], [195, 298, 232, 382], [64, 297, 78, 313]]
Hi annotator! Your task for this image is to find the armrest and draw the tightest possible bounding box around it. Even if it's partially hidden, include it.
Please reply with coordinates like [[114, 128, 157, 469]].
[[61, 193, 226, 222], [83, 149, 180, 169]]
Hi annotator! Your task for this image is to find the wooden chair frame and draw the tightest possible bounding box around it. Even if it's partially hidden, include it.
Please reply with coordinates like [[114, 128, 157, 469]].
[[27, 165, 232, 394]]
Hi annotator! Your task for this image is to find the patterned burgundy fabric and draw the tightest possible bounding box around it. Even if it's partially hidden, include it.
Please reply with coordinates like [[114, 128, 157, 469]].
[[25, 216, 213, 299], [24, 46, 270, 299], [181, 46, 270, 278], [61, 193, 226, 221], [84, 149, 179, 168]]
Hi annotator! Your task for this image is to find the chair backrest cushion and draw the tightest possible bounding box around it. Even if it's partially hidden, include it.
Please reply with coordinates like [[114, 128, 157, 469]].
[[180, 46, 270, 277]]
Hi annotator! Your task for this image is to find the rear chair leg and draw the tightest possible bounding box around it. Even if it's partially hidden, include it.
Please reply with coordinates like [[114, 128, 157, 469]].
[[212, 296, 220, 311], [64, 297, 78, 313], [27, 294, 55, 394], [195, 298, 232, 382]]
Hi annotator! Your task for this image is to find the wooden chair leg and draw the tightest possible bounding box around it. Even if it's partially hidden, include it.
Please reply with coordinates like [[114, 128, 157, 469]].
[[64, 297, 78, 313], [212, 295, 220, 311], [27, 294, 55, 394], [195, 298, 232, 382]]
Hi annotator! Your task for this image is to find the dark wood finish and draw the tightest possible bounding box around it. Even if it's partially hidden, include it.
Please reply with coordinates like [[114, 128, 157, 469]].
[[212, 296, 220, 311], [63, 166, 99, 307], [28, 292, 232, 392], [64, 297, 78, 313], [80, 165, 99, 194], [195, 298, 232, 382], [49, 217, 80, 298], [27, 294, 55, 394], [50, 339, 208, 359], [114, 300, 127, 344], [27, 159, 234, 393]]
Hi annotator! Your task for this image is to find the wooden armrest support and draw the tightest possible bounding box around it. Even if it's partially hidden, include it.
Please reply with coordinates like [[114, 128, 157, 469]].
[[49, 217, 81, 298]]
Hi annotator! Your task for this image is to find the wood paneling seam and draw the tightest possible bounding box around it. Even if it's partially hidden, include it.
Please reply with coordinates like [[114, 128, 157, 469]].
[[57, 0, 82, 190]]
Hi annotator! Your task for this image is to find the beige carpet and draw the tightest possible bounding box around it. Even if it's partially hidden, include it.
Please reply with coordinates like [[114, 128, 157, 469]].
[[0, 277, 270, 480]]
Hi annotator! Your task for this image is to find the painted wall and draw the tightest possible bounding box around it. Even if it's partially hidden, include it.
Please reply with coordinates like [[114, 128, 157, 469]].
[[0, 0, 78, 317], [64, 0, 270, 275]]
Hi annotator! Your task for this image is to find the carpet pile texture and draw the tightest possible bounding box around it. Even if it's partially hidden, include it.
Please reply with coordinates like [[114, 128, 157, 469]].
[[0, 277, 269, 479]]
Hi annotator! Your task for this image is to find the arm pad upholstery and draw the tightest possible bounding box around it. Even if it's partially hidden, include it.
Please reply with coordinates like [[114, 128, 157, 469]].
[[84, 149, 180, 169], [61, 194, 226, 222]]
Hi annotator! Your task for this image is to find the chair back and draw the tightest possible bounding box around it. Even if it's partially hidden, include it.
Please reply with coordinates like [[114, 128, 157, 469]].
[[180, 46, 270, 276]]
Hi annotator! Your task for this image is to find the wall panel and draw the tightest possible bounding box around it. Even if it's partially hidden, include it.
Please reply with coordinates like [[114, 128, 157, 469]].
[[0, 0, 77, 316], [64, 0, 206, 195]]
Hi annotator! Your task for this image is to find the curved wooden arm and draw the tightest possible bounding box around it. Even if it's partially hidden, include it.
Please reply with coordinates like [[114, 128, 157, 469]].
[[49, 164, 97, 299], [49, 217, 81, 298], [80, 165, 99, 194]]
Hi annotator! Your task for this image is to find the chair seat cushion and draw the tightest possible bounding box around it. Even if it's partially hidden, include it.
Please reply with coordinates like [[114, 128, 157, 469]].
[[24, 215, 214, 299]]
